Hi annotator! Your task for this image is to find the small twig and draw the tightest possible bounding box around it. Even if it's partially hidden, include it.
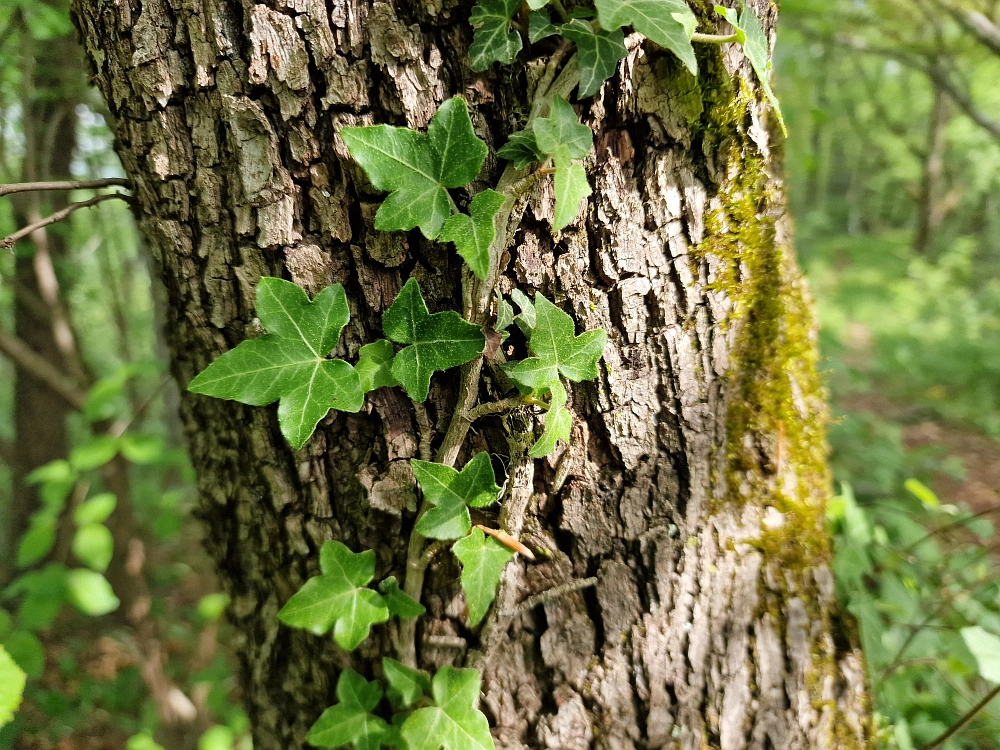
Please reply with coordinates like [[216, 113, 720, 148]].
[[475, 524, 535, 561], [467, 395, 528, 422], [0, 327, 86, 409], [918, 683, 1000, 750], [691, 32, 739, 44], [1, 192, 129, 249], [500, 577, 597, 616], [0, 178, 131, 197], [413, 401, 434, 462]]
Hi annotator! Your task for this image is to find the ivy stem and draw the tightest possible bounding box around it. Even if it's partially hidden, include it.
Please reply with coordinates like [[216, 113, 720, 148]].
[[467, 395, 528, 421], [691, 32, 739, 44], [549, 0, 570, 23], [532, 40, 574, 115], [436, 357, 485, 468]]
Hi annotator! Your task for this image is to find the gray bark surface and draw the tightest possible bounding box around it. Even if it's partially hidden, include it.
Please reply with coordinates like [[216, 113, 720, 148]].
[[71, 0, 872, 747]]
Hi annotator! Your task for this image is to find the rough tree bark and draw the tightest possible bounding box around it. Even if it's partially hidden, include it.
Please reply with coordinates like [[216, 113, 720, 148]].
[[70, 0, 872, 748]]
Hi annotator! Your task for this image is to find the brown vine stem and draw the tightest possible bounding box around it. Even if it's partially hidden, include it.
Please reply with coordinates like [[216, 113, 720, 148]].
[[918, 682, 1000, 750], [1, 192, 129, 249], [0, 327, 86, 409], [0, 178, 131, 196]]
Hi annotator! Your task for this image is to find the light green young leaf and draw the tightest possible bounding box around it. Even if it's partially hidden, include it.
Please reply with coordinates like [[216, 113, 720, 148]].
[[533, 96, 593, 161], [440, 190, 506, 281], [469, 0, 523, 71], [399, 666, 495, 750], [3, 630, 45, 679], [126, 734, 166, 750], [714, 2, 785, 135], [594, 0, 697, 74], [496, 130, 544, 169], [0, 645, 26, 728], [66, 569, 120, 616], [189, 279, 363, 450], [73, 492, 117, 525], [526, 0, 548, 9], [452, 528, 514, 626], [25, 459, 77, 510], [198, 726, 235, 750], [904, 478, 940, 509], [342, 98, 487, 238], [383, 279, 486, 403], [528, 11, 558, 42], [411, 452, 501, 540], [356, 340, 399, 393], [552, 156, 591, 231], [72, 524, 114, 573], [118, 433, 166, 464], [383, 657, 432, 708], [17, 513, 57, 568], [70, 435, 119, 471], [559, 20, 628, 98], [378, 576, 426, 618], [528, 380, 573, 458], [961, 626, 1000, 683], [509, 295, 607, 390], [278, 541, 389, 651], [307, 670, 391, 750]]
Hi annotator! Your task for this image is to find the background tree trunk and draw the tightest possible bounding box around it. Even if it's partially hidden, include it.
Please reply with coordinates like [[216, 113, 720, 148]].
[[71, 0, 872, 748]]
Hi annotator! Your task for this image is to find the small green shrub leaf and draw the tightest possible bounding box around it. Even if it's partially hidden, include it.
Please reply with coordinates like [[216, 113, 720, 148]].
[[559, 20, 628, 98], [70, 435, 119, 471], [72, 492, 117, 525], [118, 433, 166, 464], [378, 576, 426, 619], [342, 98, 487, 238], [277, 541, 389, 651], [469, 0, 523, 71], [595, 0, 697, 73], [17, 513, 57, 568], [440, 190, 506, 281], [66, 569, 120, 616], [307, 670, 391, 750], [400, 666, 495, 750], [2, 630, 45, 679], [72, 524, 114, 572], [188, 279, 363, 449], [383, 279, 486, 402], [411, 452, 502, 540], [6, 564, 68, 630], [356, 340, 399, 393], [0, 645, 26, 728], [452, 528, 514, 626], [962, 626, 1000, 683], [383, 657, 432, 708]]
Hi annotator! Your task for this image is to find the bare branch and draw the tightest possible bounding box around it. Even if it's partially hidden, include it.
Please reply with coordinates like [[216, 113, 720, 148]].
[[0, 327, 86, 409], [918, 682, 1000, 750], [1, 192, 129, 249], [0, 178, 132, 197], [932, 0, 1000, 57]]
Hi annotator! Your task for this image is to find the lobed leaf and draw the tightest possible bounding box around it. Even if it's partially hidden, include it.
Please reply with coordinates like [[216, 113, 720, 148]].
[[307, 670, 391, 750], [496, 130, 545, 169], [531, 97, 594, 230], [528, 380, 572, 457], [399, 666, 495, 750], [528, 11, 558, 42], [383, 657, 432, 708], [559, 20, 628, 98], [356, 340, 399, 393], [440, 190, 506, 281], [469, 0, 523, 71], [452, 528, 514, 626], [378, 576, 427, 618], [411, 452, 502, 540], [594, 0, 697, 74]]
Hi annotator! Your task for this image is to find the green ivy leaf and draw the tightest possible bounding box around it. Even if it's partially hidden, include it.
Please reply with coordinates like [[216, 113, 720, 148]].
[[528, 11, 558, 42], [440, 190, 506, 281], [277, 541, 389, 651], [469, 0, 523, 72], [526, 0, 548, 9], [399, 666, 495, 750], [510, 290, 536, 335], [0, 645, 26, 728], [307, 670, 391, 750], [528, 379, 573, 457], [383, 657, 432, 708], [411, 452, 502, 540], [72, 524, 114, 573], [496, 130, 544, 169], [188, 279, 364, 450], [357, 340, 399, 393], [452, 528, 514, 626], [383, 279, 486, 403], [559, 20, 628, 98], [532, 97, 594, 229], [509, 295, 607, 390], [66, 569, 120, 616], [553, 157, 591, 231], [961, 626, 1000, 683], [594, 0, 697, 74], [495, 297, 515, 332], [378, 576, 426, 618], [342, 98, 487, 238], [73, 492, 117, 525], [714, 2, 785, 135]]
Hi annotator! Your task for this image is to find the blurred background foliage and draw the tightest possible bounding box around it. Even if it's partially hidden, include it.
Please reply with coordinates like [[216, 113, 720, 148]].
[[0, 0, 999, 747]]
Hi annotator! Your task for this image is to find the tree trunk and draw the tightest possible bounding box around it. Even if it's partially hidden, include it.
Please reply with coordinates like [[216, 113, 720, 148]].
[[70, 0, 872, 748]]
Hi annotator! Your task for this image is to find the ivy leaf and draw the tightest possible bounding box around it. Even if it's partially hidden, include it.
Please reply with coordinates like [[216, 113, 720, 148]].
[[357, 340, 399, 392], [526, 0, 548, 9], [495, 297, 515, 331], [188, 279, 363, 450], [714, 2, 786, 135], [383, 279, 486, 402], [277, 541, 389, 651], [553, 157, 591, 230], [594, 0, 697, 74], [383, 657, 432, 708], [342, 98, 487, 238], [533, 96, 593, 161], [411, 452, 501, 540], [529, 380, 572, 458], [399, 666, 494, 750], [510, 290, 535, 336], [452, 528, 514, 627], [378, 576, 426, 618], [440, 190, 506, 281], [0, 645, 26, 728], [307, 670, 391, 750], [559, 20, 628, 98], [509, 295, 607, 390], [469, 0, 523, 71], [496, 130, 544, 169], [528, 11, 558, 42]]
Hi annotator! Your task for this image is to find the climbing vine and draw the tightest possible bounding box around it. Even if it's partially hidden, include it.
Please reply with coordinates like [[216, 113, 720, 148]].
[[187, 1, 783, 747]]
